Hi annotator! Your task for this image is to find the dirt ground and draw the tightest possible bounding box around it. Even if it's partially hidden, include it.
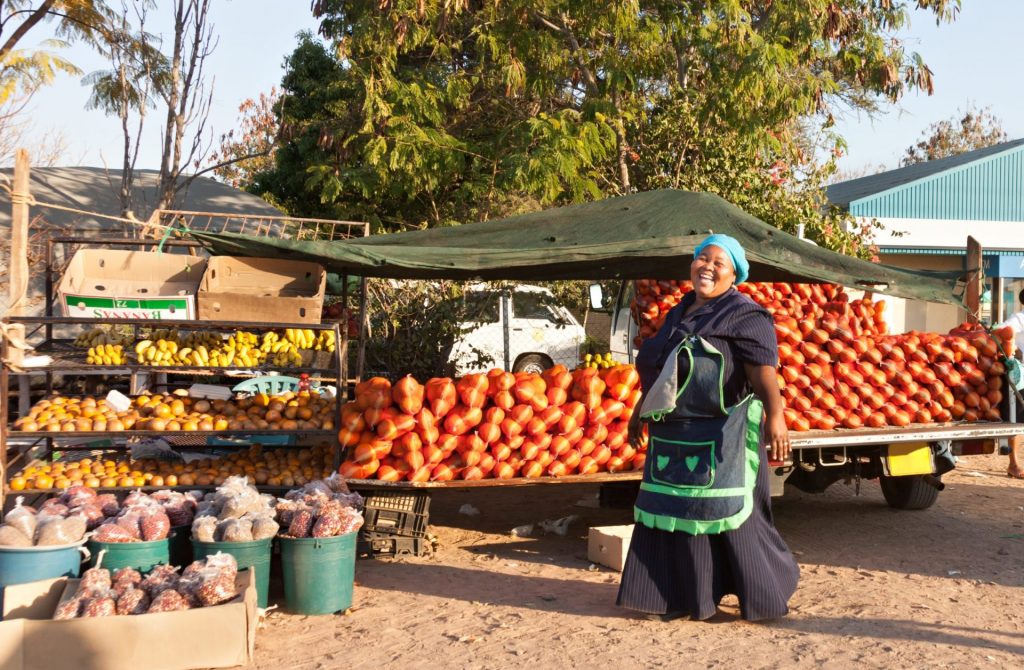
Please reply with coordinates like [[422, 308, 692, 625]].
[[253, 453, 1024, 669]]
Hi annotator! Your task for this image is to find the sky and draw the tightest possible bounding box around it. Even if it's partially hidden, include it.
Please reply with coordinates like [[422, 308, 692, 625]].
[[830, 0, 1024, 175], [13, 1, 1024, 177], [18, 0, 321, 171]]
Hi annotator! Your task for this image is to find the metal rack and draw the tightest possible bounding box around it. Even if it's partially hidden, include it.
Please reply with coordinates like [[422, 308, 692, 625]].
[[2, 316, 347, 505]]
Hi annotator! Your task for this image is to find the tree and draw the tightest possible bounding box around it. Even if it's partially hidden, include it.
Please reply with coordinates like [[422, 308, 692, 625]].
[[82, 1, 167, 216], [208, 87, 280, 190], [0, 1, 117, 103], [84, 0, 216, 217], [254, 1, 959, 255], [155, 0, 215, 211], [901, 105, 1008, 166]]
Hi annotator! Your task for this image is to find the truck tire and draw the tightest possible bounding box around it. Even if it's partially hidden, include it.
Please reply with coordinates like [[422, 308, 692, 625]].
[[879, 475, 940, 510], [513, 354, 552, 375]]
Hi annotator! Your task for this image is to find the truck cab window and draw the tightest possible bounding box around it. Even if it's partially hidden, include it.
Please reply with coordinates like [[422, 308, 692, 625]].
[[513, 291, 559, 322], [464, 292, 500, 323]]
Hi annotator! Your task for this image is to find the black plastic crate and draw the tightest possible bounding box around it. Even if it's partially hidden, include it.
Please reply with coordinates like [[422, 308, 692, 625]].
[[598, 481, 640, 509], [361, 491, 430, 515], [359, 491, 430, 538], [362, 506, 429, 538], [358, 532, 429, 558]]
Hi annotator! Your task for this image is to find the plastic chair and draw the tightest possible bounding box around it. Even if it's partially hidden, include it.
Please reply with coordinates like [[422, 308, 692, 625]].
[[231, 376, 301, 395]]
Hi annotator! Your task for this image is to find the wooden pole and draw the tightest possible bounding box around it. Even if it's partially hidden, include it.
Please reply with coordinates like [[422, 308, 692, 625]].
[[965, 236, 982, 323], [6, 150, 29, 369], [9, 149, 29, 318]]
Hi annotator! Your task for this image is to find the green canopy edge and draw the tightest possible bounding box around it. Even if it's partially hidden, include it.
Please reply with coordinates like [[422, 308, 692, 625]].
[[188, 189, 967, 306]]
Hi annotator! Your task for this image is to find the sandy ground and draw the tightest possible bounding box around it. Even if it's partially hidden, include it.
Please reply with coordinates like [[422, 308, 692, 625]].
[[253, 453, 1024, 669]]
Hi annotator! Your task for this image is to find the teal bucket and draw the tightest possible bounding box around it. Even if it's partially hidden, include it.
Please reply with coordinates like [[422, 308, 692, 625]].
[[88, 537, 169, 573], [279, 533, 356, 615], [0, 541, 88, 619], [168, 526, 192, 568], [192, 537, 273, 608]]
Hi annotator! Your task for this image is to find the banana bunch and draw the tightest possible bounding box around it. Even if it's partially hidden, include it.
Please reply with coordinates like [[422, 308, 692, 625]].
[[258, 331, 303, 367], [135, 338, 183, 365], [314, 330, 336, 352], [284, 328, 317, 350], [141, 328, 181, 342], [85, 343, 126, 365], [285, 328, 335, 352], [73, 327, 132, 349], [214, 331, 266, 367], [181, 330, 222, 351], [581, 352, 616, 370]]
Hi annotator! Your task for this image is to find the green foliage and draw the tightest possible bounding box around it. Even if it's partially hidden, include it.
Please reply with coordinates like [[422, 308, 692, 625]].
[[901, 104, 1008, 166], [363, 280, 504, 378], [209, 88, 281, 188], [0, 1, 120, 103], [255, 1, 961, 255]]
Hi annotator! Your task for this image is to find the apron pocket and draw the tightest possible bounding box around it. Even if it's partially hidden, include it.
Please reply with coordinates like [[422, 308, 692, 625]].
[[649, 437, 716, 489]]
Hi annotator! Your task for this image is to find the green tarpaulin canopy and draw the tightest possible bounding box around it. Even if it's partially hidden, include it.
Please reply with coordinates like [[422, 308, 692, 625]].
[[189, 189, 967, 306]]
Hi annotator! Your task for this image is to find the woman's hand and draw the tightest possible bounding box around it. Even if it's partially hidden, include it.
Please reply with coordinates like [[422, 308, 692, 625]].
[[628, 403, 646, 449], [744, 363, 791, 462], [765, 408, 790, 462]]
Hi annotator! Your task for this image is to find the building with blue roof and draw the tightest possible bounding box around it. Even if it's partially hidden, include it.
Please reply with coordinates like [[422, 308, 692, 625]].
[[826, 139, 1024, 332]]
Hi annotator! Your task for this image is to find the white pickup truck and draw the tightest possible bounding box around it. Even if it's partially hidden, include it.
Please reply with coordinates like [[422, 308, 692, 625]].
[[448, 284, 586, 375]]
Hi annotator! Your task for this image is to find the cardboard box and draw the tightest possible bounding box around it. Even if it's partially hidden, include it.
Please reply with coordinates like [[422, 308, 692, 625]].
[[587, 524, 635, 572], [0, 570, 257, 670], [58, 248, 206, 320], [198, 256, 326, 324]]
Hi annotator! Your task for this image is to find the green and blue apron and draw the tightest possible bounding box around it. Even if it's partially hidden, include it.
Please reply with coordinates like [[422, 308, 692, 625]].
[[635, 335, 762, 535]]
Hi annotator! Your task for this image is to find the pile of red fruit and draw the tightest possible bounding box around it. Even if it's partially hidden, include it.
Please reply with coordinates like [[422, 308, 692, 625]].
[[337, 365, 646, 482], [631, 281, 1015, 431]]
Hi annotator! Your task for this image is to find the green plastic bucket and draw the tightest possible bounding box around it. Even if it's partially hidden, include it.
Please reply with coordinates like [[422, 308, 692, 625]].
[[168, 525, 192, 568], [0, 541, 88, 619], [279, 533, 356, 615], [88, 537, 169, 573], [192, 537, 273, 608]]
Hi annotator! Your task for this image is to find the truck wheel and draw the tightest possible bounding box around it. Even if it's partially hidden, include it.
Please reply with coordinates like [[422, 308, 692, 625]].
[[879, 475, 940, 510], [513, 354, 552, 375]]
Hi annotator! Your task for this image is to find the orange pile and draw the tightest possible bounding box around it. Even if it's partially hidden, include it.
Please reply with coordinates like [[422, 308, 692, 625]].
[[337, 366, 645, 482], [631, 280, 1014, 431], [7, 443, 335, 492], [12, 391, 337, 433]]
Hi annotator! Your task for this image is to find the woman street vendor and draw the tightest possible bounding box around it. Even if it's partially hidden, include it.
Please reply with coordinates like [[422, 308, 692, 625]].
[[618, 233, 799, 622]]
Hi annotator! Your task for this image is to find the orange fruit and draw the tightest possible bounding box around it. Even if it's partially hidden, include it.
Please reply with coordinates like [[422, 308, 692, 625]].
[[9, 476, 26, 491], [34, 475, 54, 490], [84, 476, 101, 488]]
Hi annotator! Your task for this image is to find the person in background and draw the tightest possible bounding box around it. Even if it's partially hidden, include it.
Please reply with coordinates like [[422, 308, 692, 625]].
[[996, 288, 1024, 479], [618, 234, 798, 622]]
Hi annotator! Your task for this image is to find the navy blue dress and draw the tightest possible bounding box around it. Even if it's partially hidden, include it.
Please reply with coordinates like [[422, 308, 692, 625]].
[[616, 287, 800, 621]]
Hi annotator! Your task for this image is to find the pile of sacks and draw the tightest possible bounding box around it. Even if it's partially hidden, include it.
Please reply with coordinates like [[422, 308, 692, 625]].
[[191, 476, 279, 543]]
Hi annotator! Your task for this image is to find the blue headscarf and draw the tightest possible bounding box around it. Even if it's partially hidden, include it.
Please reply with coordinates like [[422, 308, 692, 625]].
[[694, 234, 749, 284]]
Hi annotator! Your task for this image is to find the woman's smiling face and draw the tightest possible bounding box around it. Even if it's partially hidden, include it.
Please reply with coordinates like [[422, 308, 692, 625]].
[[690, 244, 737, 301]]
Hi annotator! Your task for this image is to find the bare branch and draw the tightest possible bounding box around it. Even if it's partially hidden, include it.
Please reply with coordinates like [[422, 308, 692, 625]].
[[0, 0, 58, 63]]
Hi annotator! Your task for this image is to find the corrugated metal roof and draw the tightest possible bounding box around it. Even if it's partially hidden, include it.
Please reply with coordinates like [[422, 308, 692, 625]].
[[0, 166, 284, 232], [878, 247, 964, 255], [826, 138, 1024, 209], [879, 247, 1024, 256]]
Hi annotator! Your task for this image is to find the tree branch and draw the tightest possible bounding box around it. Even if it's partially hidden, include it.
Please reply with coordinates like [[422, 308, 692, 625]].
[[183, 148, 272, 182], [0, 0, 58, 63]]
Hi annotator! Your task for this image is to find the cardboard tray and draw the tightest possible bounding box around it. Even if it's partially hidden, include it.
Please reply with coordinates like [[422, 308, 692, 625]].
[[587, 524, 635, 572], [58, 248, 206, 320], [197, 256, 326, 324], [0, 570, 257, 670]]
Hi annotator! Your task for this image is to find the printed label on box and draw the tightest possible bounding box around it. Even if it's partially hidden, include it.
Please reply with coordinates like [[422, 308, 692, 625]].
[[62, 295, 193, 320]]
